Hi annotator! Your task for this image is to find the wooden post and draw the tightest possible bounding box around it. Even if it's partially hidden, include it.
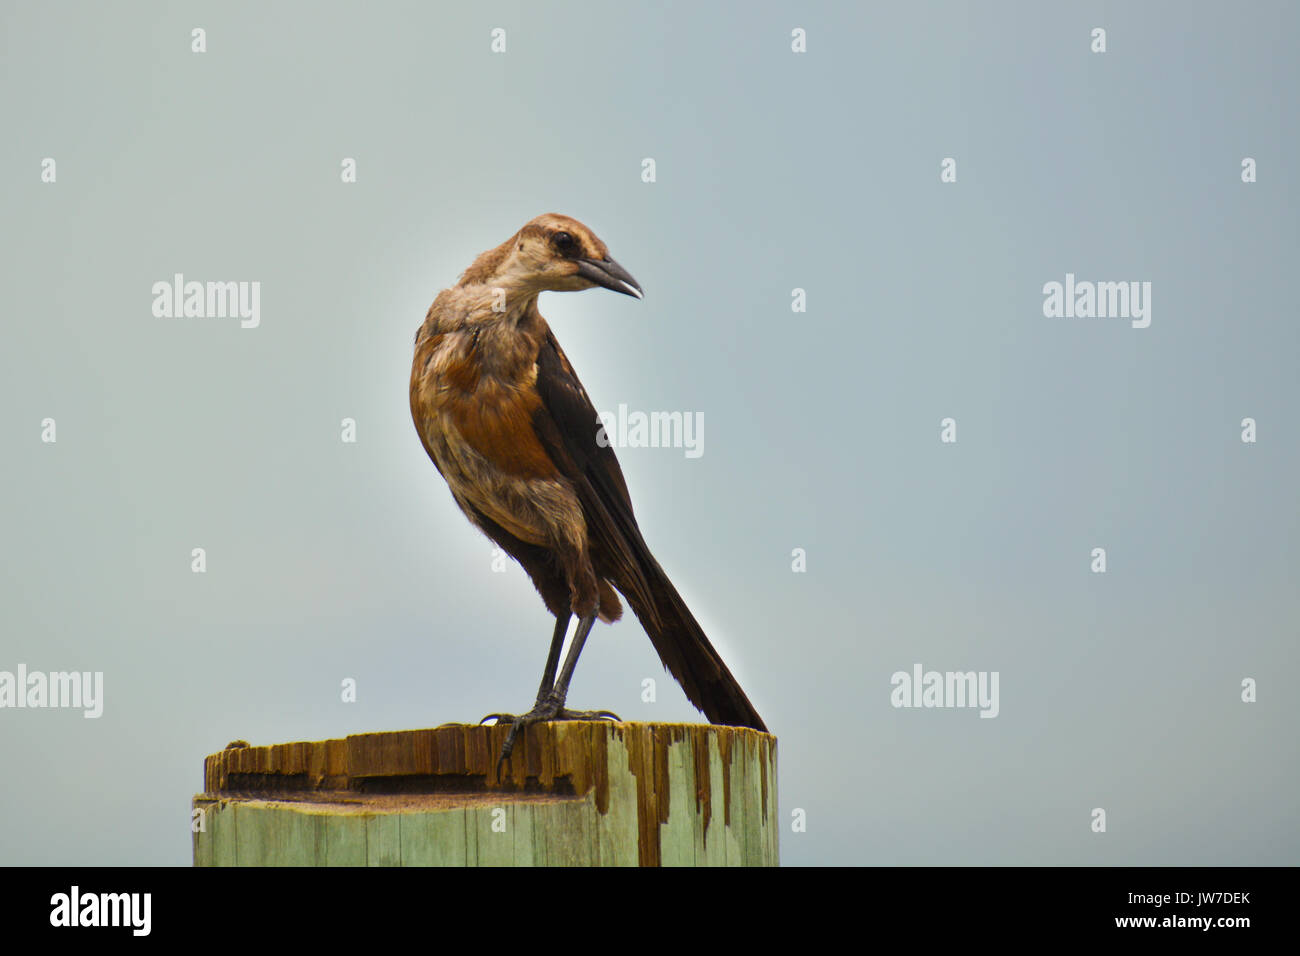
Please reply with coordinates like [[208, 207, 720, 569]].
[[193, 722, 778, 866]]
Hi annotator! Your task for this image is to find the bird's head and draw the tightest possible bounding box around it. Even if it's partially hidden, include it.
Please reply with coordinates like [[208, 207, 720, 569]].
[[472, 214, 643, 300]]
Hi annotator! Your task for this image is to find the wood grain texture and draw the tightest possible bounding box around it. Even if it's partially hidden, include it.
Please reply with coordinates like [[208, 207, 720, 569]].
[[193, 722, 777, 867]]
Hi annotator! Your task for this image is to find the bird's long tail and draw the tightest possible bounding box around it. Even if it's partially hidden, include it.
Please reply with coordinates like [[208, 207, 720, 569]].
[[618, 545, 767, 732]]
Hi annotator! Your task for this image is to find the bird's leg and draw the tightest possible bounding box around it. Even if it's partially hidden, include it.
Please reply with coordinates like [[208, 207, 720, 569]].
[[480, 613, 569, 726], [547, 612, 605, 713], [488, 613, 620, 777], [534, 612, 568, 704]]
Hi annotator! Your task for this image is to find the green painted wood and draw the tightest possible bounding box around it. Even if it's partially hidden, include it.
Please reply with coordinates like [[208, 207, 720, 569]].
[[721, 733, 744, 865], [209, 799, 236, 867], [764, 738, 774, 863], [695, 732, 728, 866], [192, 802, 211, 868], [469, 803, 513, 866], [399, 808, 468, 866], [743, 733, 759, 868], [193, 723, 777, 867], [594, 730, 639, 866], [366, 813, 402, 866], [320, 812, 367, 866], [504, 803, 533, 865], [541, 798, 597, 867], [660, 735, 695, 866]]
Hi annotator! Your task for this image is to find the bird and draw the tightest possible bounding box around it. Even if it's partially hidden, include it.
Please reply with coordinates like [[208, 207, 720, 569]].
[[409, 213, 766, 772]]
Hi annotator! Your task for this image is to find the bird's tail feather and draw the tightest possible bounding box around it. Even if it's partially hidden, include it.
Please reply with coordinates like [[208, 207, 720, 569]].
[[620, 549, 767, 732]]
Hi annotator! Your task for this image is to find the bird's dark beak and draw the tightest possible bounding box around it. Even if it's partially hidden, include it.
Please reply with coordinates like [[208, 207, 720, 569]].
[[576, 257, 643, 299]]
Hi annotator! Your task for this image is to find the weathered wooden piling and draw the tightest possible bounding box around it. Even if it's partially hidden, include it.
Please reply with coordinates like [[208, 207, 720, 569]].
[[193, 722, 778, 866]]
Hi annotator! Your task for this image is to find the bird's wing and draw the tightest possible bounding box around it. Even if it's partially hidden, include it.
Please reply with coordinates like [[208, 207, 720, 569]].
[[531, 329, 653, 605], [530, 329, 767, 730], [533, 332, 633, 513]]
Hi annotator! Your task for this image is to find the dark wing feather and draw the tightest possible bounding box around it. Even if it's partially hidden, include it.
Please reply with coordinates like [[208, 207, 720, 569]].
[[531, 331, 654, 614], [530, 329, 766, 730]]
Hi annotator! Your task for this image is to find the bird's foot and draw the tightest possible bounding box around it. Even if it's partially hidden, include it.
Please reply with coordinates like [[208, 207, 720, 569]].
[[479, 706, 621, 725], [481, 696, 621, 778]]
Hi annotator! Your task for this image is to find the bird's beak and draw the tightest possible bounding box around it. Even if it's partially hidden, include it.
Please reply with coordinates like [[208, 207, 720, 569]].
[[576, 257, 643, 299]]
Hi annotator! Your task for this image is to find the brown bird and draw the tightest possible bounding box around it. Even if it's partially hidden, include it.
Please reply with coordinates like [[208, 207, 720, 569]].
[[410, 213, 766, 769]]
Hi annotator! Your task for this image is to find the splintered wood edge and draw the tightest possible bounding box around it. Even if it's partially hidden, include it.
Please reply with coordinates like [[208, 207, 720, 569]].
[[198, 723, 774, 806], [199, 723, 777, 865]]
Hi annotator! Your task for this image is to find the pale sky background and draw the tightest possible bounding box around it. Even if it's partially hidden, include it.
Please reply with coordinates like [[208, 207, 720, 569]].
[[1, 0, 1297, 865]]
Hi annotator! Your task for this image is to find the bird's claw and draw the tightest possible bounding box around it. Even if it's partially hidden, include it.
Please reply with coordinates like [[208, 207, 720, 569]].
[[562, 708, 621, 722], [488, 698, 622, 780]]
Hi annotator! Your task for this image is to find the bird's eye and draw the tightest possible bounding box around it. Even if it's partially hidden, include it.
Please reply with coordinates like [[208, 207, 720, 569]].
[[552, 231, 576, 254]]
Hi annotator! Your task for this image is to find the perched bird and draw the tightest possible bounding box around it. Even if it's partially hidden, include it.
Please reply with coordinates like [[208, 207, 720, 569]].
[[410, 214, 766, 770]]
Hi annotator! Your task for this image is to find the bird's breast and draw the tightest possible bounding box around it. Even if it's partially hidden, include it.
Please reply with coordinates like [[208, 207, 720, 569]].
[[411, 327, 560, 484], [410, 336, 581, 548]]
